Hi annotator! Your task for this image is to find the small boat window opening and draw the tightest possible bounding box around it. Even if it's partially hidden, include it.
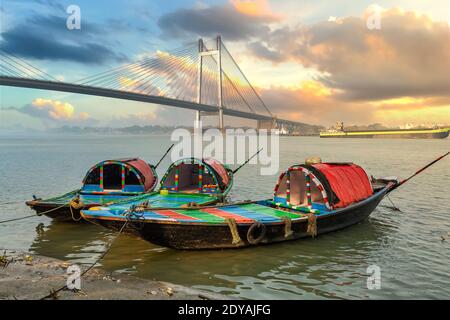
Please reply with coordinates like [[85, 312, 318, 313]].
[[103, 163, 123, 190], [275, 170, 327, 207], [160, 158, 232, 195], [162, 164, 216, 193]]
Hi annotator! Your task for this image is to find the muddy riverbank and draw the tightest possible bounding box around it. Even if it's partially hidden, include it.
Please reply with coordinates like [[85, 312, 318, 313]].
[[0, 250, 228, 300]]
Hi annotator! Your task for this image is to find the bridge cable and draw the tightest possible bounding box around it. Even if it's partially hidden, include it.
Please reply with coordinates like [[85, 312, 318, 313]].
[[221, 43, 273, 117], [75, 41, 198, 84], [0, 49, 59, 81]]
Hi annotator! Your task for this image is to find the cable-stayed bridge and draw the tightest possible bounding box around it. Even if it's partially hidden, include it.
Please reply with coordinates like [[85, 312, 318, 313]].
[[0, 36, 303, 131]]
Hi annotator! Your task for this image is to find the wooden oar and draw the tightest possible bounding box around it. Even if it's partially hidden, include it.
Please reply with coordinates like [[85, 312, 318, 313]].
[[232, 148, 263, 174], [388, 151, 449, 193], [154, 144, 175, 169]]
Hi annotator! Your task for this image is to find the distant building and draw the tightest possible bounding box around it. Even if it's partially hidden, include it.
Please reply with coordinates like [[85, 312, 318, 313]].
[[334, 122, 344, 131]]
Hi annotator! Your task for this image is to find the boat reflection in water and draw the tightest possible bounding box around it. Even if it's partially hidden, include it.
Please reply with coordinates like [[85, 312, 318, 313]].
[[30, 220, 115, 264], [29, 209, 395, 299]]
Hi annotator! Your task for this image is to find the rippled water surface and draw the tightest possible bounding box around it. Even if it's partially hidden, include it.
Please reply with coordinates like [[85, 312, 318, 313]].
[[1, 134, 449, 299]]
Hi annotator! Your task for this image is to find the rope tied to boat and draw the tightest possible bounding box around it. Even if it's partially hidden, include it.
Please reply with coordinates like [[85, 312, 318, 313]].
[[0, 202, 73, 224], [68, 195, 85, 222], [127, 206, 145, 219], [180, 202, 200, 208], [69, 205, 82, 222], [131, 204, 146, 213], [306, 213, 317, 238], [225, 218, 243, 246], [123, 205, 146, 230], [69, 195, 84, 210], [282, 216, 293, 238]]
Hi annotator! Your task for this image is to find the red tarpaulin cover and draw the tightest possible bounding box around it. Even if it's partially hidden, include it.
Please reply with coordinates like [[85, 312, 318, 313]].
[[127, 159, 156, 191], [204, 158, 230, 186], [312, 163, 373, 208]]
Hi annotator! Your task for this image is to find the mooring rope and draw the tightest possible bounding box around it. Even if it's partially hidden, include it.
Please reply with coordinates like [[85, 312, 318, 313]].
[[0, 200, 27, 205], [385, 195, 401, 211], [282, 216, 293, 238], [0, 203, 69, 224], [69, 205, 83, 222], [69, 197, 84, 210], [40, 220, 129, 300], [0, 214, 40, 224], [306, 213, 317, 238], [68, 196, 84, 222], [225, 218, 243, 245]]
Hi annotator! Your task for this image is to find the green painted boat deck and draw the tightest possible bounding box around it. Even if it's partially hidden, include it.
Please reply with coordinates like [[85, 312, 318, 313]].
[[104, 193, 217, 211], [30, 190, 216, 209], [84, 202, 307, 225]]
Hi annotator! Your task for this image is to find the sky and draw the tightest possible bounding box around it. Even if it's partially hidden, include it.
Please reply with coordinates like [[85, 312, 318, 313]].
[[0, 0, 449, 130]]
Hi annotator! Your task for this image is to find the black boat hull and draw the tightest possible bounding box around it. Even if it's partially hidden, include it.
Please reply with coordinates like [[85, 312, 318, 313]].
[[25, 201, 91, 222], [85, 187, 388, 250]]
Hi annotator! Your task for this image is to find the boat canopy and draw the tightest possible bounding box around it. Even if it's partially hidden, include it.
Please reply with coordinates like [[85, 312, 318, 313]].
[[160, 158, 232, 195], [81, 158, 157, 194], [273, 163, 373, 211]]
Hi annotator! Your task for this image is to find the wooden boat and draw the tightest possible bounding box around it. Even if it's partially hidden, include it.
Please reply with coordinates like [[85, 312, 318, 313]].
[[81, 162, 398, 249], [87, 157, 234, 214], [26, 156, 233, 222], [26, 158, 159, 222]]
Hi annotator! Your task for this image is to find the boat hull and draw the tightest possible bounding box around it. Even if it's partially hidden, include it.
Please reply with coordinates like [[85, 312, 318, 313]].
[[141, 190, 384, 249], [27, 190, 222, 223], [26, 201, 90, 222], [26, 192, 143, 223], [82, 187, 389, 250]]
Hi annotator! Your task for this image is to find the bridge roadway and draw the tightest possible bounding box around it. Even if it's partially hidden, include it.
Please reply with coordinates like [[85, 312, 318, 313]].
[[0, 76, 303, 127]]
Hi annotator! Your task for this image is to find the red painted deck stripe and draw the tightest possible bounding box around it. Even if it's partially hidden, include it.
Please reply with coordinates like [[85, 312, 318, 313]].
[[156, 210, 199, 221], [201, 208, 254, 223]]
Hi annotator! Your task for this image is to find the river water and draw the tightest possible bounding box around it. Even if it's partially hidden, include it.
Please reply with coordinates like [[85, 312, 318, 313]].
[[0, 134, 449, 299]]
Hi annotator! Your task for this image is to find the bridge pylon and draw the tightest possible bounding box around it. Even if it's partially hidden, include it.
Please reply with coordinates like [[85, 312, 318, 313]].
[[196, 36, 224, 131], [257, 118, 277, 131]]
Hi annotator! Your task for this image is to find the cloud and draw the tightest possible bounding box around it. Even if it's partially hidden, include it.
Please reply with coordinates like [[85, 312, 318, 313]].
[[0, 15, 126, 64], [230, 0, 281, 19], [372, 96, 450, 112], [259, 79, 450, 126], [157, 0, 281, 40], [247, 42, 284, 62], [248, 7, 450, 102], [32, 0, 65, 12], [9, 98, 96, 125], [259, 80, 378, 124]]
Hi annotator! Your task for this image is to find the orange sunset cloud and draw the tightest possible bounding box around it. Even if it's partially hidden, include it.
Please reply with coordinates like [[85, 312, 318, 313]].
[[245, 5, 450, 126], [231, 0, 281, 20]]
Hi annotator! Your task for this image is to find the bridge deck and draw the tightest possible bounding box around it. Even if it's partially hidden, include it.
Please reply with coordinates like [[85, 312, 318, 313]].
[[0, 76, 303, 126]]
